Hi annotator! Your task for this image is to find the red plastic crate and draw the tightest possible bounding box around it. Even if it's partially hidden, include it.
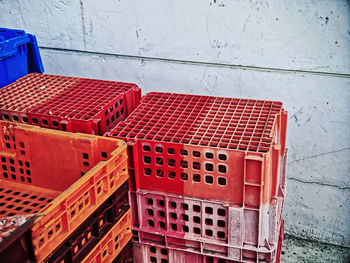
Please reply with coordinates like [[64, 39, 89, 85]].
[[275, 220, 284, 263], [112, 240, 133, 263], [0, 73, 141, 135], [0, 121, 128, 261], [133, 228, 281, 263], [108, 92, 287, 206]]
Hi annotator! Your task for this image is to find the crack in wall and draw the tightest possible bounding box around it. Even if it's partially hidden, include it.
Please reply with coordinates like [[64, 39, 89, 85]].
[[288, 147, 350, 165], [287, 176, 350, 190], [79, 0, 87, 50]]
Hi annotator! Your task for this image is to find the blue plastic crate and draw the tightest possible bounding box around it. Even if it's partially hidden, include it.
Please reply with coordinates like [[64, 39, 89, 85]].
[[0, 28, 44, 88]]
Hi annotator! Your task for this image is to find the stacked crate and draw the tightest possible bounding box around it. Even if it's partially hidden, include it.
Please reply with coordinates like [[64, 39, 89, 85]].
[[0, 122, 132, 262], [107, 92, 288, 263], [0, 74, 141, 262], [0, 73, 141, 135]]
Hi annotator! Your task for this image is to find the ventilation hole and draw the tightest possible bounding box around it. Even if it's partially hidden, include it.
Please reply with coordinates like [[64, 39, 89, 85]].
[[193, 227, 201, 234], [5, 143, 10, 149], [160, 221, 166, 228], [167, 148, 175, 154], [218, 231, 226, 239], [27, 178, 32, 183], [105, 110, 108, 116], [52, 121, 58, 127], [182, 203, 188, 210], [180, 149, 187, 156], [206, 229, 213, 236], [150, 247, 157, 253], [193, 174, 200, 182], [205, 207, 213, 215], [218, 177, 227, 186], [205, 218, 213, 226], [193, 205, 200, 212], [156, 170, 164, 177], [193, 216, 200, 224], [160, 249, 168, 256], [20, 150, 25, 155], [121, 108, 124, 115], [106, 119, 110, 126], [159, 211, 165, 218], [42, 119, 48, 125], [144, 156, 151, 164], [218, 220, 226, 227], [83, 153, 89, 159], [168, 159, 175, 167], [148, 219, 155, 227], [144, 168, 152, 176], [168, 171, 176, 179], [218, 165, 227, 173], [11, 174, 16, 180], [156, 157, 163, 165], [21, 117, 28, 123], [193, 162, 201, 170], [150, 257, 157, 263], [205, 152, 214, 159], [219, 260, 225, 263], [9, 159, 14, 165], [83, 162, 89, 167], [3, 172, 8, 178], [2, 165, 7, 170], [19, 142, 24, 148], [158, 200, 165, 207], [182, 225, 189, 232], [170, 202, 177, 209], [161, 259, 168, 263], [116, 111, 120, 118], [61, 124, 67, 131], [110, 106, 114, 112], [218, 209, 226, 216], [182, 214, 189, 221], [170, 224, 177, 231], [180, 172, 188, 181], [12, 115, 19, 121], [205, 175, 213, 184], [207, 257, 214, 263], [155, 146, 163, 153], [218, 154, 227, 161], [205, 163, 213, 172], [32, 118, 38, 124], [170, 212, 177, 219], [81, 172, 85, 176], [147, 209, 154, 216], [180, 160, 188, 168], [115, 102, 118, 108], [3, 114, 9, 120], [1, 157, 5, 162], [101, 152, 107, 158], [26, 170, 31, 176], [111, 115, 115, 122], [193, 151, 200, 157], [147, 198, 153, 205], [25, 162, 30, 168], [143, 145, 151, 152]]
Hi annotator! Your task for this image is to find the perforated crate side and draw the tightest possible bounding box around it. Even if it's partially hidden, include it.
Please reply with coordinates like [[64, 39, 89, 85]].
[[133, 220, 284, 263], [81, 211, 132, 263], [111, 240, 133, 263], [44, 181, 130, 263]]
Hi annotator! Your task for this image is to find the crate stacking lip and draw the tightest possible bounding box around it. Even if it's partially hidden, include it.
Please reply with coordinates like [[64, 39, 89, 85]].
[[108, 92, 288, 206], [0, 121, 129, 262], [0, 73, 141, 135], [133, 222, 284, 263]]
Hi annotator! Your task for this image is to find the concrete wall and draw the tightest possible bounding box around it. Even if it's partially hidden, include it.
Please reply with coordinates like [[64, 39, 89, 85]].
[[1, 0, 349, 247]]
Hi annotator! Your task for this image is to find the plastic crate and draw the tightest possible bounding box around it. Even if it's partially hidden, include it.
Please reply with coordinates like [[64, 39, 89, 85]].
[[108, 92, 287, 206], [0, 215, 37, 262], [132, 219, 284, 263], [45, 181, 130, 263], [0, 28, 44, 88], [111, 240, 133, 263], [0, 121, 128, 261], [80, 211, 132, 263], [0, 73, 141, 135], [275, 220, 284, 263]]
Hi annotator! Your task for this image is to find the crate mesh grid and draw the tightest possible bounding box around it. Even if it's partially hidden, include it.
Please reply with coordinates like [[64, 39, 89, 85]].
[[112, 93, 282, 153]]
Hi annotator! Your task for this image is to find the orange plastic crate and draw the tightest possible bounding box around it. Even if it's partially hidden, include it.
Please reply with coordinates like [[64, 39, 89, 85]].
[[0, 73, 141, 135], [81, 211, 132, 263], [0, 121, 128, 261]]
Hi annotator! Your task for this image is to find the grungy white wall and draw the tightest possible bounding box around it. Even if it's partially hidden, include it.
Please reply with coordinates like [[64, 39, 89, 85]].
[[1, 0, 349, 247]]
